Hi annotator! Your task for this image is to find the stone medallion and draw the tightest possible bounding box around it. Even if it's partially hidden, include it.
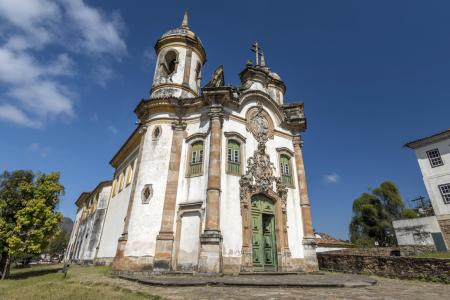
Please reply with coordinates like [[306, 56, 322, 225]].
[[246, 106, 274, 142]]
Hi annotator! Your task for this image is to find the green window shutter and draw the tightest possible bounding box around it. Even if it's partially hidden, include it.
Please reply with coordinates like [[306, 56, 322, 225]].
[[227, 140, 240, 175], [190, 142, 204, 175], [280, 155, 293, 186]]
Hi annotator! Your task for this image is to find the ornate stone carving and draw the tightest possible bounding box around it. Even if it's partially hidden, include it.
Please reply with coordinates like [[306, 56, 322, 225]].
[[152, 87, 178, 98], [205, 65, 224, 88], [246, 105, 274, 142], [239, 128, 287, 210]]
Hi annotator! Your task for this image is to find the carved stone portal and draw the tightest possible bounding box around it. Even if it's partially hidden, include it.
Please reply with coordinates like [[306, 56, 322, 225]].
[[239, 106, 291, 272]]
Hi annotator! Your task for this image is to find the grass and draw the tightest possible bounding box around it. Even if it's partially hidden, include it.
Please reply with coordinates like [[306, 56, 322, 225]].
[[0, 264, 163, 300], [415, 251, 450, 259]]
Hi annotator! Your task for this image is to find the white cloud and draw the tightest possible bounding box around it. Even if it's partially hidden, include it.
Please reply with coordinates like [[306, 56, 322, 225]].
[[0, 0, 126, 128], [29, 142, 51, 157], [0, 104, 41, 128], [323, 172, 340, 184], [108, 125, 118, 135]]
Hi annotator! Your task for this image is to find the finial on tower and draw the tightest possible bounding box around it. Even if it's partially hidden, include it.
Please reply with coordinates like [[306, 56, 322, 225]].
[[260, 49, 266, 67], [181, 10, 189, 29], [251, 42, 260, 65]]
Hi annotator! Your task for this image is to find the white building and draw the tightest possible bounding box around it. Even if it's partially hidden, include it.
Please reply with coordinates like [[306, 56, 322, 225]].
[[393, 216, 445, 250], [405, 128, 450, 250], [66, 13, 318, 274]]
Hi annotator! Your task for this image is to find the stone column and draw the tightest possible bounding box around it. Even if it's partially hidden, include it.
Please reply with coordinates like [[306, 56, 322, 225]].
[[198, 104, 223, 273], [293, 135, 318, 271], [112, 125, 147, 270], [153, 121, 186, 271]]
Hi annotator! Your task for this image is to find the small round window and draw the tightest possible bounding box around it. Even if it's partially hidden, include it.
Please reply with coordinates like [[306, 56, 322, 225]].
[[152, 126, 161, 141]]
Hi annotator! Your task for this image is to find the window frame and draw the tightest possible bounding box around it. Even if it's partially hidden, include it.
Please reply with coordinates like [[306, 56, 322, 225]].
[[438, 183, 450, 204], [224, 132, 246, 176], [276, 147, 295, 188], [426, 148, 444, 168], [186, 140, 205, 177]]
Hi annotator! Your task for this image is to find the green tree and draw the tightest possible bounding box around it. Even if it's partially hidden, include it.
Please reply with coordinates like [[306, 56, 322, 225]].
[[349, 181, 414, 247], [0, 171, 64, 279], [46, 223, 70, 262]]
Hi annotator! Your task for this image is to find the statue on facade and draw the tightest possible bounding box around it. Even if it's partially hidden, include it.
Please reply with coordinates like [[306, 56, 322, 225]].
[[205, 65, 224, 87]]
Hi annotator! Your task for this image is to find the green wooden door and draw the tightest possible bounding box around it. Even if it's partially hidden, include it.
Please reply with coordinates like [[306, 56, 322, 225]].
[[251, 195, 277, 271]]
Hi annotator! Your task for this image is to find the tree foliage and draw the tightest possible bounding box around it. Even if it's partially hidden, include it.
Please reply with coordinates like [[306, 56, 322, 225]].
[[349, 181, 414, 247], [0, 171, 64, 279]]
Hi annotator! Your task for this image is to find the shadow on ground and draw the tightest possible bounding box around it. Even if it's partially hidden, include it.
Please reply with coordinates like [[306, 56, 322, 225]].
[[9, 266, 61, 280]]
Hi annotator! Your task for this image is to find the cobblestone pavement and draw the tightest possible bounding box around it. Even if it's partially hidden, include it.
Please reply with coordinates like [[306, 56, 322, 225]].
[[128, 278, 450, 300], [77, 269, 450, 300]]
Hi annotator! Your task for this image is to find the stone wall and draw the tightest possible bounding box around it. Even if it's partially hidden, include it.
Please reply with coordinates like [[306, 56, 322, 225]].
[[317, 253, 450, 283], [325, 245, 434, 257]]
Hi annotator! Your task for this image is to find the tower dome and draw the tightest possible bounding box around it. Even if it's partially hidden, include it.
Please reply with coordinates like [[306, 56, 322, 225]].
[[151, 12, 207, 99]]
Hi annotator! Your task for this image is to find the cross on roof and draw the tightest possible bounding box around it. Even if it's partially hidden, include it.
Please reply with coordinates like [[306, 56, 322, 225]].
[[251, 42, 266, 66]]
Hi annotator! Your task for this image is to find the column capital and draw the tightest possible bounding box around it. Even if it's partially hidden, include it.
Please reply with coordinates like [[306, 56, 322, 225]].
[[292, 135, 304, 147], [171, 120, 187, 131], [209, 104, 225, 118]]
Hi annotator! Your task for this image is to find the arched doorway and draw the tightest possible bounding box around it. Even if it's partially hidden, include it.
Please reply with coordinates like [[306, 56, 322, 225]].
[[251, 194, 278, 271]]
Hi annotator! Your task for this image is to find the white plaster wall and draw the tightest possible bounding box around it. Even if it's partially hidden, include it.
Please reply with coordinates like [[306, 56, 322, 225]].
[[177, 212, 201, 268], [316, 247, 346, 253], [393, 216, 441, 246], [65, 208, 83, 260], [124, 124, 173, 257], [97, 186, 112, 210], [220, 119, 248, 258], [173, 120, 210, 249], [97, 173, 134, 259], [187, 52, 202, 93], [414, 138, 450, 216]]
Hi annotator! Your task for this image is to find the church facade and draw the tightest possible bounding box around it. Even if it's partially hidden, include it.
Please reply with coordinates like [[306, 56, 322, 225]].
[[65, 13, 318, 273]]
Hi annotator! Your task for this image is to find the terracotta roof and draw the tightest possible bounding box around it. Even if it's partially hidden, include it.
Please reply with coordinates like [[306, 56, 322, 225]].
[[315, 233, 353, 247], [404, 128, 450, 149]]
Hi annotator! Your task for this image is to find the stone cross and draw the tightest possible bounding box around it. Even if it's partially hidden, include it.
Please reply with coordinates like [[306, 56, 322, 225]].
[[251, 42, 262, 66]]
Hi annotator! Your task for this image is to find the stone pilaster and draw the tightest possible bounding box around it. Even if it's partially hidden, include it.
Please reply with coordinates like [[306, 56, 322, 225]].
[[198, 105, 223, 273], [153, 121, 187, 271], [293, 135, 318, 271], [112, 125, 147, 270]]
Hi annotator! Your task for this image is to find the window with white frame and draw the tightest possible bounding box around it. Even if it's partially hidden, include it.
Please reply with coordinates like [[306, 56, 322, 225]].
[[426, 148, 444, 167], [439, 183, 450, 204]]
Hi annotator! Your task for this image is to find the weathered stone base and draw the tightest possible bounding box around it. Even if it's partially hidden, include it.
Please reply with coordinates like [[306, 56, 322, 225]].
[[153, 232, 175, 272], [302, 238, 319, 272], [94, 257, 114, 266], [198, 230, 222, 273], [222, 256, 241, 275], [437, 215, 450, 250], [112, 255, 154, 272]]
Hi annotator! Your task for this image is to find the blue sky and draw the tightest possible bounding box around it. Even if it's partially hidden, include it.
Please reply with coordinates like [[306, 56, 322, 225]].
[[1, 1, 449, 240]]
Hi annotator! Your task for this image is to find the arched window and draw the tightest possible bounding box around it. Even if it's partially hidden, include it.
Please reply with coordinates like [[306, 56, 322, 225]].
[[111, 179, 117, 197], [195, 62, 202, 91], [189, 141, 204, 176], [227, 139, 241, 175], [159, 50, 178, 81], [118, 171, 125, 192], [126, 160, 135, 186], [280, 154, 293, 186], [152, 126, 161, 141]]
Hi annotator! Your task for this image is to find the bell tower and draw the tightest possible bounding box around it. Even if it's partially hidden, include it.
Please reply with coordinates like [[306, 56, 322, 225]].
[[150, 12, 207, 99]]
